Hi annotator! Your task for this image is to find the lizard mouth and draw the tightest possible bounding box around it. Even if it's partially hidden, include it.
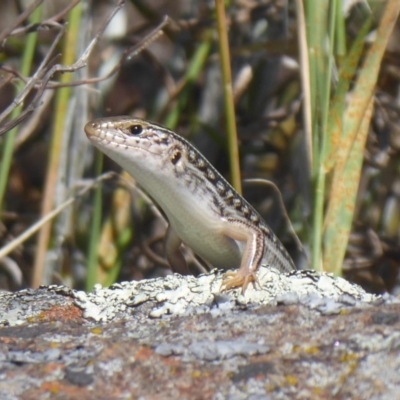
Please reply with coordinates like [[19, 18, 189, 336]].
[[85, 123, 162, 156]]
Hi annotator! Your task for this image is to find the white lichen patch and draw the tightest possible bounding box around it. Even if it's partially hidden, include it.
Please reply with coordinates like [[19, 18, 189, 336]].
[[69, 267, 381, 322], [0, 266, 385, 326]]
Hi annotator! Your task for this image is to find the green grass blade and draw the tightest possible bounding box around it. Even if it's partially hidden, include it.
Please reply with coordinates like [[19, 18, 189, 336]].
[[308, 0, 337, 271], [215, 0, 242, 194], [323, 1, 400, 274], [0, 3, 43, 214], [323, 17, 372, 173], [86, 153, 103, 291], [163, 35, 212, 130], [32, 2, 83, 287]]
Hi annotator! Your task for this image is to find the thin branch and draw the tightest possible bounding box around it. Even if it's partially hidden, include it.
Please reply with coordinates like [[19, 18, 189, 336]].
[[244, 178, 305, 254], [9, 0, 80, 37], [0, 0, 45, 44], [0, 26, 66, 131], [0, 0, 128, 136], [0, 173, 115, 261], [5, 15, 171, 91]]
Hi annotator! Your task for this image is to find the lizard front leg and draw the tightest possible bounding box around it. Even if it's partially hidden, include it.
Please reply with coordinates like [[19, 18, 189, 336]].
[[219, 218, 265, 293]]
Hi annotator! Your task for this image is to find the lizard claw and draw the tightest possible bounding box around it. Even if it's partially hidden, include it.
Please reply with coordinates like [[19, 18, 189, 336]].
[[220, 270, 259, 294]]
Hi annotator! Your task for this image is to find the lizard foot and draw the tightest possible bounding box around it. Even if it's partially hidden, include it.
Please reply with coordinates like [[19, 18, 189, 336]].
[[220, 270, 259, 294]]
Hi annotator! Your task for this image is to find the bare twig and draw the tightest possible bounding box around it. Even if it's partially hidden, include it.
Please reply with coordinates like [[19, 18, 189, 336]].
[[0, 257, 23, 287], [44, 15, 170, 89], [9, 0, 81, 37], [244, 178, 304, 254], [0, 0, 44, 44], [0, 14, 171, 91], [0, 2, 172, 136], [0, 173, 115, 262], [16, 90, 54, 147], [0, 73, 14, 92], [0, 0, 127, 136], [0, 26, 66, 134]]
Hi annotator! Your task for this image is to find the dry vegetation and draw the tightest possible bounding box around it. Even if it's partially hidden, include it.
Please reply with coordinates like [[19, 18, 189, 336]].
[[0, 0, 399, 294]]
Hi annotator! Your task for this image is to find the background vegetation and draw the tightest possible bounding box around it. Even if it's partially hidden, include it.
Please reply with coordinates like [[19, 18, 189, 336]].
[[0, 0, 399, 294]]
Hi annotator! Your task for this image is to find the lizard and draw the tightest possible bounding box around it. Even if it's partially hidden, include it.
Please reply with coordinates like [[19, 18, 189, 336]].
[[84, 117, 296, 292]]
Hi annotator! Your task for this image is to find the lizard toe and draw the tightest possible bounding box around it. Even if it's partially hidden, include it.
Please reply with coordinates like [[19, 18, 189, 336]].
[[220, 270, 257, 294]]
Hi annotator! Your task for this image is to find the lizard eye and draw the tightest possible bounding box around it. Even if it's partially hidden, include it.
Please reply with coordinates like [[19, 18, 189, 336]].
[[128, 124, 143, 135]]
